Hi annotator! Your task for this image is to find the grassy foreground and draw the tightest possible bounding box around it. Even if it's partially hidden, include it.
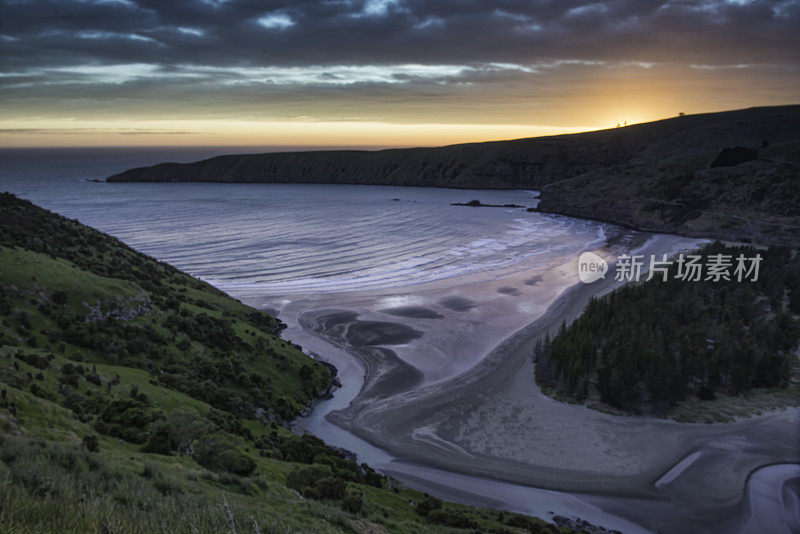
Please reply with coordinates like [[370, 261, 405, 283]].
[[0, 193, 570, 533]]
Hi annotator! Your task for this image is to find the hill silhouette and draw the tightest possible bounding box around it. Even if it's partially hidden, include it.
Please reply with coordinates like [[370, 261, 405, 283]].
[[108, 105, 800, 245]]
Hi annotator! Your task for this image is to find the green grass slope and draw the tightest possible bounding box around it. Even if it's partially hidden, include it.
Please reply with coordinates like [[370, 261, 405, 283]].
[[0, 193, 570, 533]]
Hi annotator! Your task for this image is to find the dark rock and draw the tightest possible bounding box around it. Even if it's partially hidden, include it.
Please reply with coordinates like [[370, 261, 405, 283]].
[[438, 296, 477, 312], [551, 514, 621, 534], [710, 146, 759, 168], [318, 360, 339, 377], [451, 199, 525, 208], [497, 287, 521, 296]]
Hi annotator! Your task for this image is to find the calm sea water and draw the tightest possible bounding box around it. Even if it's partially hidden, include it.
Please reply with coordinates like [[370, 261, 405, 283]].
[[0, 147, 607, 294]]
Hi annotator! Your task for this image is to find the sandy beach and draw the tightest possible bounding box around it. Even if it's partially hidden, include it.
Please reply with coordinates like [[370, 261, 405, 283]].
[[236, 229, 799, 533]]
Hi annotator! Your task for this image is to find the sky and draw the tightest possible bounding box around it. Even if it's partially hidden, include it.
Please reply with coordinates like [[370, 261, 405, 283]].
[[1, 0, 799, 148]]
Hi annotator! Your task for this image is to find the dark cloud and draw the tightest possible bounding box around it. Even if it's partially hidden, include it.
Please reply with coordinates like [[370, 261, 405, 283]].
[[1, 0, 798, 70], [0, 0, 798, 133]]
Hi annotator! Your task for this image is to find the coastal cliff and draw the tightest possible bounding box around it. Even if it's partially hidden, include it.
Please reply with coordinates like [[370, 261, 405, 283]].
[[108, 105, 800, 245]]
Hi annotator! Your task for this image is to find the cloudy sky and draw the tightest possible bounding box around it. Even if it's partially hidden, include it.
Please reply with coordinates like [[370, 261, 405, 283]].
[[1, 0, 798, 147]]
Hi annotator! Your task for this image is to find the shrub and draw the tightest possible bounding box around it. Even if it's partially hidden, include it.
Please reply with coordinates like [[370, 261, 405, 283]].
[[427, 509, 477, 529], [165, 407, 212, 456], [302, 487, 321, 500], [59, 374, 79, 388], [341, 493, 363, 514], [505, 514, 556, 532], [140, 422, 176, 455], [315, 476, 347, 499], [82, 434, 99, 453], [361, 463, 383, 488], [285, 464, 333, 492], [415, 494, 442, 517], [126, 337, 149, 355], [97, 399, 165, 444], [17, 352, 49, 370], [193, 432, 256, 476], [141, 462, 161, 480], [153, 478, 183, 496], [284, 464, 348, 500], [698, 384, 716, 401], [218, 473, 255, 495]]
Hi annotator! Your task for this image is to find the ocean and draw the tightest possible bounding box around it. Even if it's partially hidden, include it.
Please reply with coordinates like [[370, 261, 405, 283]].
[[0, 147, 608, 296]]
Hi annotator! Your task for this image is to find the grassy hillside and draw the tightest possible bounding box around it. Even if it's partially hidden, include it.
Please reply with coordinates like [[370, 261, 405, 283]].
[[534, 242, 800, 422], [0, 193, 570, 533], [0, 193, 332, 422]]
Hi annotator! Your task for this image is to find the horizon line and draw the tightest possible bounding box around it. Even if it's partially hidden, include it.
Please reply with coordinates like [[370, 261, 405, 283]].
[[2, 103, 797, 151]]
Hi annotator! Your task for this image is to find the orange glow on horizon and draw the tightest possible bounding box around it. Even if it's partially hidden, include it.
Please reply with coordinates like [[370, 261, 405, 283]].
[[0, 98, 792, 149], [0, 118, 604, 148]]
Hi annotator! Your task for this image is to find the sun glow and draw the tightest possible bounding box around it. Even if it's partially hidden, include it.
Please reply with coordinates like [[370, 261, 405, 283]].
[[0, 118, 598, 148]]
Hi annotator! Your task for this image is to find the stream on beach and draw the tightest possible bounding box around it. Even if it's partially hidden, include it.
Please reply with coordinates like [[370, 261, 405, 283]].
[[2, 147, 798, 534]]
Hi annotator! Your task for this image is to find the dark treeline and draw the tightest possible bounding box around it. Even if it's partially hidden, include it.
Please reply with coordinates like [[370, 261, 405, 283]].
[[534, 242, 800, 414]]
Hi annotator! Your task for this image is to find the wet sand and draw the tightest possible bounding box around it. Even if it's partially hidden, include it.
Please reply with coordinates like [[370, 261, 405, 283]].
[[318, 236, 798, 532], [379, 306, 444, 319], [235, 230, 799, 533]]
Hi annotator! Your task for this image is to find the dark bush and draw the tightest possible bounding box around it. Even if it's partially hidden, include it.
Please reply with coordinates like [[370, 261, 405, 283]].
[[341, 493, 363, 514], [97, 399, 165, 444], [141, 422, 176, 455], [59, 374, 79, 388], [505, 514, 557, 532], [698, 384, 716, 401], [17, 352, 49, 370], [415, 494, 442, 517], [193, 432, 256, 476], [126, 337, 149, 355], [82, 434, 99, 452], [315, 476, 347, 499], [302, 487, 321, 500], [427, 509, 478, 529], [285, 464, 333, 492]]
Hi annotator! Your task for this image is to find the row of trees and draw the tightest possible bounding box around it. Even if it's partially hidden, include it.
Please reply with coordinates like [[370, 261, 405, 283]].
[[534, 243, 800, 413]]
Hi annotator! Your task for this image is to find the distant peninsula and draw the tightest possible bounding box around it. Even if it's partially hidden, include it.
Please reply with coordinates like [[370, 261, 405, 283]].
[[108, 105, 800, 246]]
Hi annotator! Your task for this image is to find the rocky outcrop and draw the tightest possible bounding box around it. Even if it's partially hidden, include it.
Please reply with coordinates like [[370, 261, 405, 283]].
[[536, 157, 800, 246], [710, 146, 759, 168]]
